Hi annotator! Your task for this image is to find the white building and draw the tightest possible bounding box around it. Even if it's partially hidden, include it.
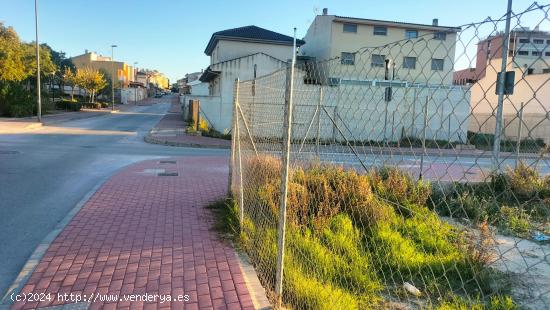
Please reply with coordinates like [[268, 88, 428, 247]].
[[183, 25, 304, 132]]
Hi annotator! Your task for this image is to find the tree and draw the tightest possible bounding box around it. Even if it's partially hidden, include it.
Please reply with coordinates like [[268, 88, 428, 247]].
[[76, 67, 107, 104], [0, 23, 26, 82], [63, 67, 77, 101]]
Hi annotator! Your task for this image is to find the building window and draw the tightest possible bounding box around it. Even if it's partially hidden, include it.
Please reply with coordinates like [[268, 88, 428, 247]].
[[533, 51, 542, 56], [527, 68, 534, 75], [343, 23, 357, 33], [433, 32, 447, 40], [405, 29, 418, 39], [341, 52, 355, 65], [373, 26, 387, 36], [543, 68, 550, 74], [517, 50, 529, 56], [547, 39, 550, 44], [402, 56, 416, 69], [371, 54, 385, 67], [546, 52, 550, 56], [534, 39, 544, 44], [519, 38, 530, 43], [431, 58, 444, 71]]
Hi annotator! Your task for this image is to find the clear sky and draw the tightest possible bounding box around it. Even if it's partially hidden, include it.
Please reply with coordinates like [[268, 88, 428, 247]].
[[0, 0, 545, 83]]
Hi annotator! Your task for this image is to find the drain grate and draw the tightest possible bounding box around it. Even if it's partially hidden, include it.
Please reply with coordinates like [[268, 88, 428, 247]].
[[159, 160, 177, 164], [158, 172, 178, 176], [0, 150, 19, 155]]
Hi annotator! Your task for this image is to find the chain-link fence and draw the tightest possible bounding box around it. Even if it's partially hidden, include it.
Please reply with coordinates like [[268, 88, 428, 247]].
[[229, 2, 550, 309]]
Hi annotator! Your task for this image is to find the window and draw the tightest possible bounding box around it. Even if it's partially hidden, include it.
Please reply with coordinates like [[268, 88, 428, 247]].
[[527, 68, 534, 75], [534, 39, 544, 44], [517, 50, 528, 55], [547, 39, 550, 44], [371, 54, 385, 67], [373, 26, 387, 36], [431, 58, 444, 71], [543, 68, 550, 74], [532, 51, 542, 56], [433, 32, 446, 40], [405, 29, 418, 39], [403, 56, 416, 69], [341, 52, 355, 65], [519, 38, 530, 43], [546, 52, 550, 56], [343, 23, 357, 33]]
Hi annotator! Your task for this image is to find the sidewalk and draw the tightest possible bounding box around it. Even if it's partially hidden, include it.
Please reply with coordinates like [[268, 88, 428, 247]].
[[7, 156, 268, 309], [145, 101, 231, 149], [0, 99, 158, 133]]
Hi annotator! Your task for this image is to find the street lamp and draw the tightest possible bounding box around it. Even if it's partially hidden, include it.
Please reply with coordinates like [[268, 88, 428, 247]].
[[34, 0, 41, 122], [133, 62, 138, 104], [111, 44, 117, 111]]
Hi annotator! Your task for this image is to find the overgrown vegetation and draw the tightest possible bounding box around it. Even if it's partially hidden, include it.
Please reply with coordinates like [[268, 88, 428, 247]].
[[467, 131, 547, 154], [211, 155, 518, 309], [185, 115, 231, 140], [430, 161, 550, 238]]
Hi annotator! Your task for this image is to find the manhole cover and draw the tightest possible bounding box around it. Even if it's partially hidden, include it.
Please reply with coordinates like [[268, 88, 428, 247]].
[[158, 172, 178, 176], [159, 160, 177, 164], [0, 150, 19, 155]]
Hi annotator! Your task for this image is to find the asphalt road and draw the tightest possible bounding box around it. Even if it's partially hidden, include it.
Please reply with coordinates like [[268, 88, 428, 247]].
[[0, 98, 228, 296]]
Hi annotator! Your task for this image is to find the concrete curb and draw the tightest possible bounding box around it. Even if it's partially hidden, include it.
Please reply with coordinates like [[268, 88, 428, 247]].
[[233, 248, 272, 310], [144, 133, 231, 149], [0, 176, 112, 306]]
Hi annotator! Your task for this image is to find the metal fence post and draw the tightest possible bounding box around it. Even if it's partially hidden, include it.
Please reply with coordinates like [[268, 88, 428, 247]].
[[236, 105, 245, 227], [492, 0, 513, 172], [419, 96, 429, 180], [227, 79, 239, 196], [515, 102, 524, 168], [275, 28, 297, 305], [316, 86, 323, 156]]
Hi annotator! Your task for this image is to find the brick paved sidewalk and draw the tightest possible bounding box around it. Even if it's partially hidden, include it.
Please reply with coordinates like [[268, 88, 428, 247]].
[[145, 100, 231, 149], [11, 156, 265, 310]]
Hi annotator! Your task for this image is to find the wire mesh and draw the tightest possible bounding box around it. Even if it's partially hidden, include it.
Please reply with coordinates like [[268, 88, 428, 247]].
[[231, 2, 550, 309]]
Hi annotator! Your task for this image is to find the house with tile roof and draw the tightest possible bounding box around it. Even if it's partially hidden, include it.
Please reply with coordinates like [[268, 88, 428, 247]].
[[182, 26, 304, 132]]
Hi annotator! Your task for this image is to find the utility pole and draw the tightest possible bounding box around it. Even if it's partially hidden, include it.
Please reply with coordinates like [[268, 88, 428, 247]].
[[111, 45, 117, 111], [492, 0, 513, 172], [134, 62, 138, 104], [34, 0, 41, 122]]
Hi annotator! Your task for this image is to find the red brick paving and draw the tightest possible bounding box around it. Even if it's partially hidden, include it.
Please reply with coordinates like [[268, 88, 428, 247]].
[[146, 99, 231, 149], [12, 156, 255, 310]]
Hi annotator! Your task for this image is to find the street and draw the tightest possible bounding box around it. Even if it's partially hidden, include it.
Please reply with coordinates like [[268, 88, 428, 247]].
[[0, 98, 228, 296]]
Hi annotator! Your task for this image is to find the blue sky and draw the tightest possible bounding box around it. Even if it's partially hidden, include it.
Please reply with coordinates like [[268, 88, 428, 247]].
[[0, 0, 544, 82]]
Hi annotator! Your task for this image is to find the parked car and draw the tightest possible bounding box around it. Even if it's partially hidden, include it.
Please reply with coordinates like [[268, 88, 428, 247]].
[[154, 93, 163, 98]]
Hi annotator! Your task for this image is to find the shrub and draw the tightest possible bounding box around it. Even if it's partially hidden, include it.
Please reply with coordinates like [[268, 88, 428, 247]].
[[369, 166, 432, 214], [506, 161, 541, 200], [497, 206, 531, 237]]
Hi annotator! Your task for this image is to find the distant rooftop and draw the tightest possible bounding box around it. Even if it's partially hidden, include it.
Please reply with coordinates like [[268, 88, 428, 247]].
[[204, 25, 305, 55], [331, 15, 461, 32]]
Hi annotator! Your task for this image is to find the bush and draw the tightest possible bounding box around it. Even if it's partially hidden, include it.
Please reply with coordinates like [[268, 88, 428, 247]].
[[506, 161, 541, 200], [497, 206, 530, 237], [369, 166, 431, 212], [56, 100, 82, 111]]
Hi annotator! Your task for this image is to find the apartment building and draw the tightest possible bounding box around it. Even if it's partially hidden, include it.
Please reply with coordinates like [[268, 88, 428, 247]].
[[301, 8, 460, 85], [71, 51, 134, 87], [454, 27, 550, 84]]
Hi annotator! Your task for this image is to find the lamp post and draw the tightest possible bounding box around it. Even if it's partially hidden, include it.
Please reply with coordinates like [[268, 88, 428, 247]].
[[34, 0, 41, 122], [133, 62, 138, 104], [111, 44, 117, 111]]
